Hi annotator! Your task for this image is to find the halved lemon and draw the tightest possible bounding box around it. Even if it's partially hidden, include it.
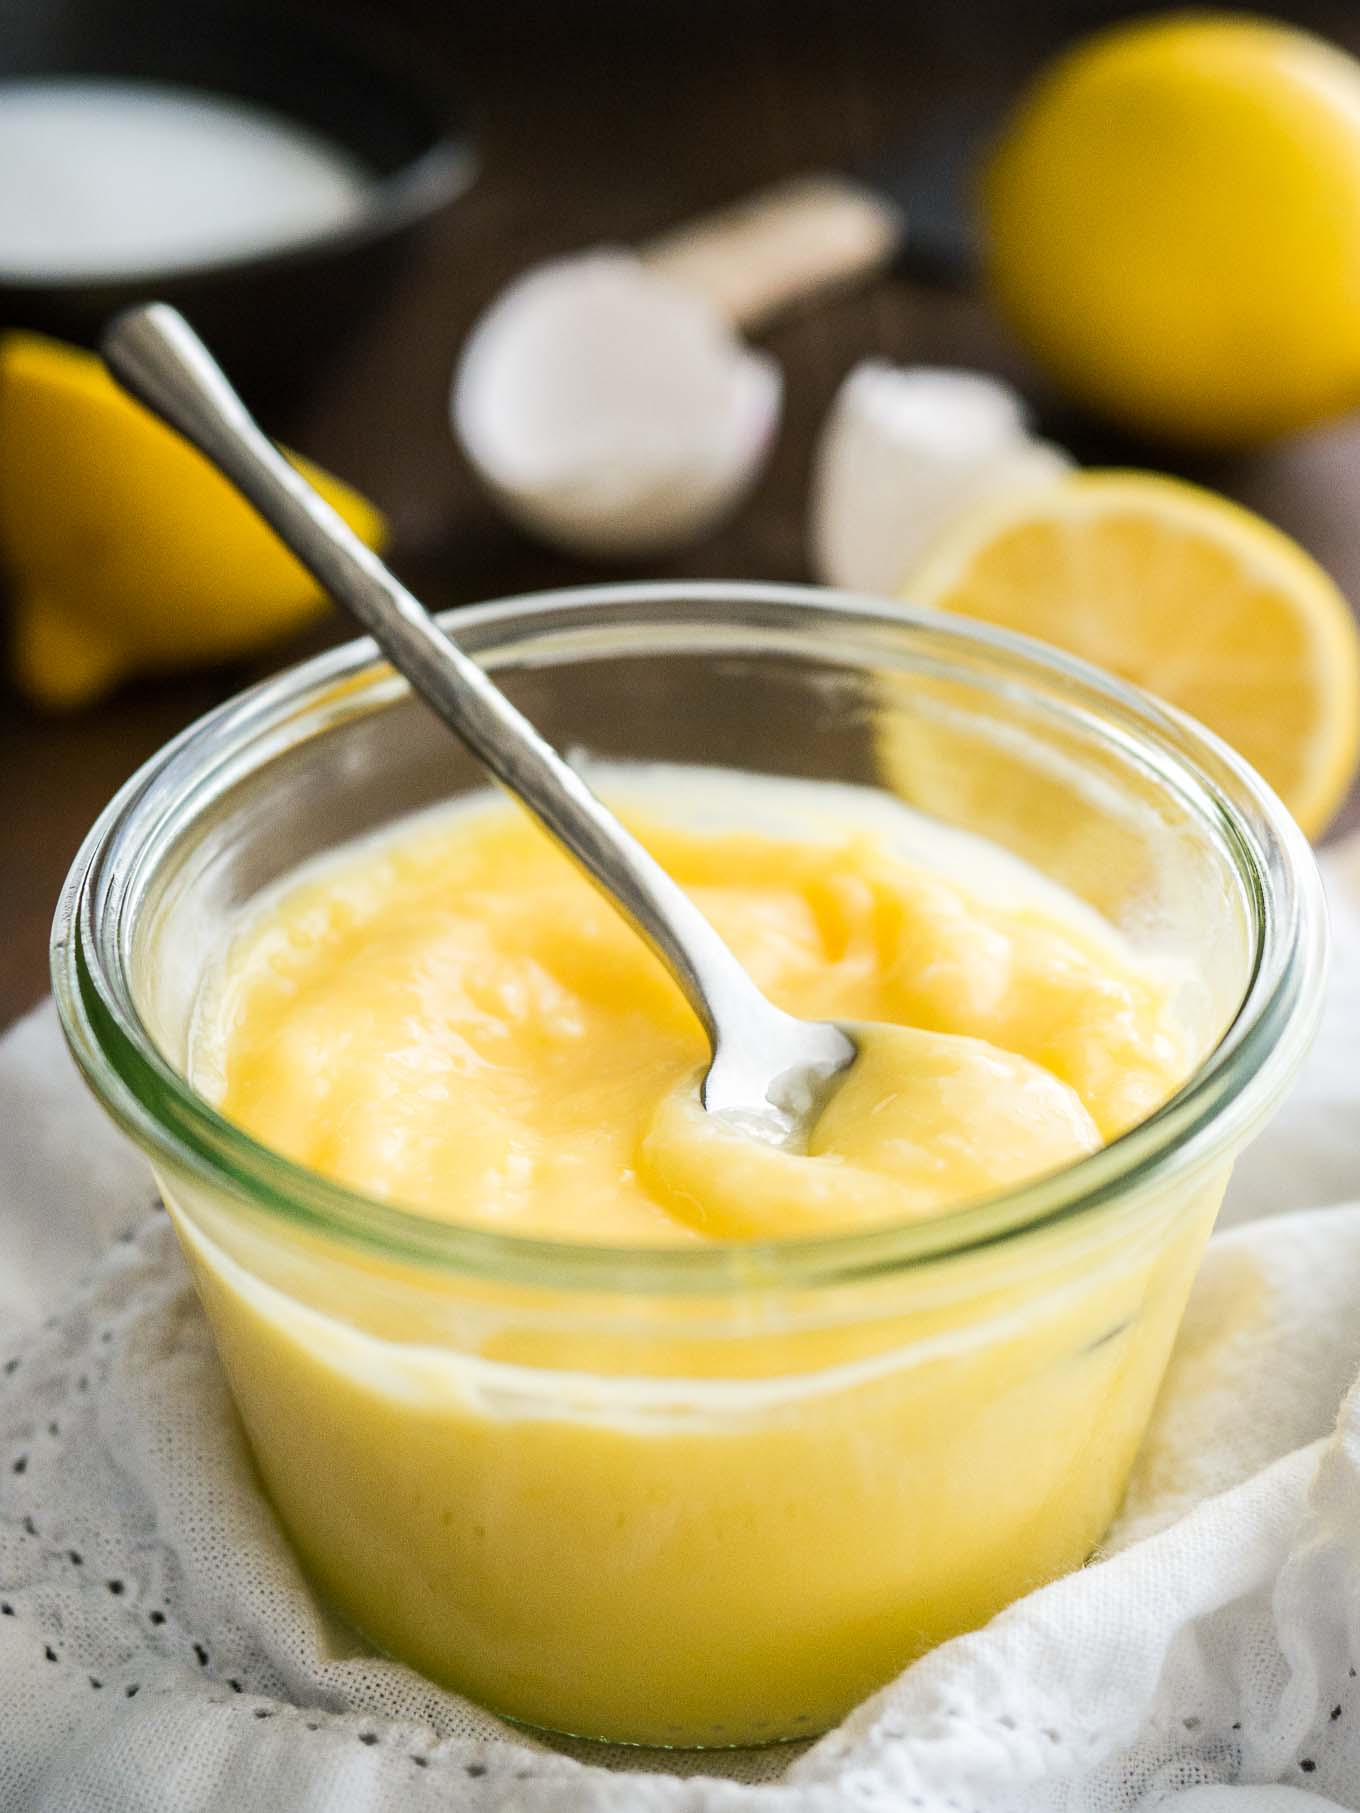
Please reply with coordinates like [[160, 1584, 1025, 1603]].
[[0, 331, 386, 709], [903, 470, 1360, 837]]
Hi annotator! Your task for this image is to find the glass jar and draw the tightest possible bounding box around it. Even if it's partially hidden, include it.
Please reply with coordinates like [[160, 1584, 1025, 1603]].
[[52, 582, 1326, 1748]]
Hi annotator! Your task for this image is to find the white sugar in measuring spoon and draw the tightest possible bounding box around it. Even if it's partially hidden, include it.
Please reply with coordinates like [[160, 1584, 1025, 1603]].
[[452, 178, 904, 557]]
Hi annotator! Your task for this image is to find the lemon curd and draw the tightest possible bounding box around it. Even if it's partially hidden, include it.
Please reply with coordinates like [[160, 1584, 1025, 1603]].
[[181, 767, 1220, 1745]]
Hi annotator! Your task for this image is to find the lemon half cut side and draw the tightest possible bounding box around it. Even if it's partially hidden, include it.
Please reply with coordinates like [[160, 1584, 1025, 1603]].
[[904, 470, 1360, 838]]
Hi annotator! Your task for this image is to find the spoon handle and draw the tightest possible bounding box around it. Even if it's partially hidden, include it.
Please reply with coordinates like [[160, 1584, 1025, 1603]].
[[101, 303, 765, 1058]]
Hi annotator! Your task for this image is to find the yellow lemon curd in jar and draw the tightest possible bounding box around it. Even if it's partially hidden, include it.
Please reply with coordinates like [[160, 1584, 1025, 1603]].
[[182, 768, 1218, 1747]]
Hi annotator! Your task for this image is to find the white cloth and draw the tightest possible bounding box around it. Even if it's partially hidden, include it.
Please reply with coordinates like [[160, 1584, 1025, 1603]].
[[4, 841, 1360, 1813]]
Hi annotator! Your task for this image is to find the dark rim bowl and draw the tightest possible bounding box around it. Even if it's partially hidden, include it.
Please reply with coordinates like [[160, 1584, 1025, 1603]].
[[0, 0, 474, 399]]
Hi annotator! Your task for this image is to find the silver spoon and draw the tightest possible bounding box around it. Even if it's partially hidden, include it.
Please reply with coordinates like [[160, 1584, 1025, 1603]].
[[101, 304, 855, 1148]]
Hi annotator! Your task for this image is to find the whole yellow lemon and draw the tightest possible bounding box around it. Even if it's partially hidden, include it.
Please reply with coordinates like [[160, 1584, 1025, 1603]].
[[984, 13, 1360, 447]]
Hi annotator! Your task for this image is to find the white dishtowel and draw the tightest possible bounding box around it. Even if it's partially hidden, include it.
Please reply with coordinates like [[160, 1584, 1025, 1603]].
[[5, 839, 1360, 1813]]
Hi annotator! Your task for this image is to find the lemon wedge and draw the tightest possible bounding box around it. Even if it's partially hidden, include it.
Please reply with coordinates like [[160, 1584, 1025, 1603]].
[[904, 470, 1360, 837], [984, 15, 1360, 446], [0, 331, 386, 708]]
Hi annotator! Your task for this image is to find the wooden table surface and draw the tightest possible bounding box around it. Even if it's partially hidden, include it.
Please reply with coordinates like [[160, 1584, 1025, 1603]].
[[5, 0, 1360, 1029]]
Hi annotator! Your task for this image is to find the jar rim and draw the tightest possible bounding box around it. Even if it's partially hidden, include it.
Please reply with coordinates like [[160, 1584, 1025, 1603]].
[[51, 580, 1328, 1295]]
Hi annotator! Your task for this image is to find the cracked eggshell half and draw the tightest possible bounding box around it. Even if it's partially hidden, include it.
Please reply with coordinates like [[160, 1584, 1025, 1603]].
[[452, 249, 782, 558], [810, 360, 1072, 598]]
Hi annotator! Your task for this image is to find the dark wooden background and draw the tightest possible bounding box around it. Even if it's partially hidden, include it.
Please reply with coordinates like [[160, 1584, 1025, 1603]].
[[5, 0, 1360, 1028]]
